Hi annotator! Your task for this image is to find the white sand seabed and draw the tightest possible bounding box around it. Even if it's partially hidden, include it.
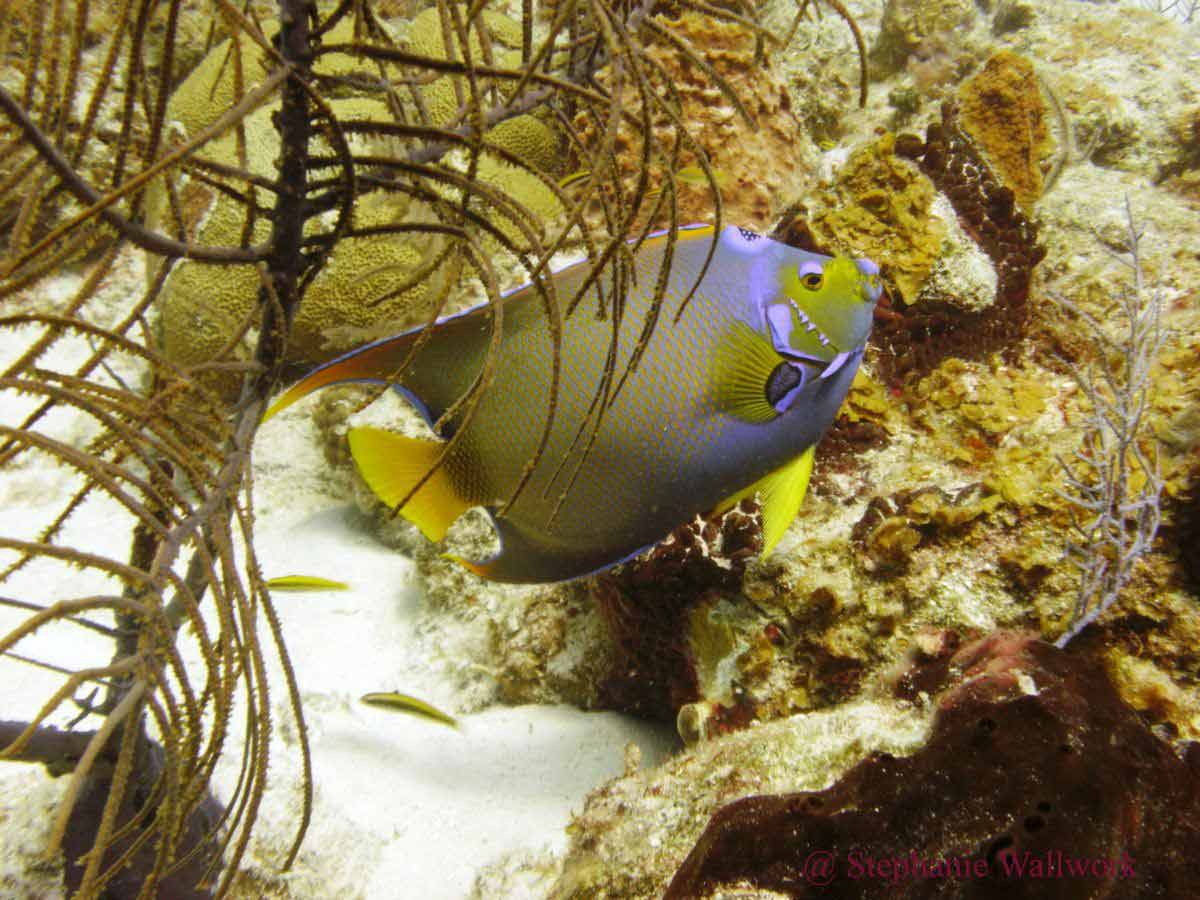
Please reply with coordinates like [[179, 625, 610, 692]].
[[0, 358, 675, 897], [227, 489, 675, 898]]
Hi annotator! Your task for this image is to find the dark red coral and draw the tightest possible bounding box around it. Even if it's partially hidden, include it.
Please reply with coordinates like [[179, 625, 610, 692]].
[[878, 103, 1047, 385], [666, 632, 1200, 899], [590, 500, 762, 721], [1168, 466, 1200, 597]]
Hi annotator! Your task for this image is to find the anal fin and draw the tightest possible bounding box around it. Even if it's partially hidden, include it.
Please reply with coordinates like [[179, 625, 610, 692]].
[[348, 427, 470, 542], [715, 445, 816, 557]]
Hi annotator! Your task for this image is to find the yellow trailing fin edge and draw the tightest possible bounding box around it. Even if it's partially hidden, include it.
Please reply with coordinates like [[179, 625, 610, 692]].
[[714, 446, 815, 556], [709, 320, 781, 424], [758, 445, 815, 556], [348, 427, 470, 543], [262, 333, 419, 423]]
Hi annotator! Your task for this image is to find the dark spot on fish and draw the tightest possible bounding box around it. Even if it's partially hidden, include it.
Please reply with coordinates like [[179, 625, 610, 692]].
[[764, 362, 804, 409]]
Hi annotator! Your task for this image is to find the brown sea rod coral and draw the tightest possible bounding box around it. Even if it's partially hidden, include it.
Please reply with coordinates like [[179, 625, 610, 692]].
[[667, 632, 1200, 899]]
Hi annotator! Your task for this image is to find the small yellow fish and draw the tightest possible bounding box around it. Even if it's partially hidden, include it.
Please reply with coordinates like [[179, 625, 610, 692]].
[[668, 165, 730, 189], [265, 575, 350, 591], [360, 692, 459, 728]]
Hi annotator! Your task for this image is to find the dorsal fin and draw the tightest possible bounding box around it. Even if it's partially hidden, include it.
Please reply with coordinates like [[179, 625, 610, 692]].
[[263, 306, 493, 425]]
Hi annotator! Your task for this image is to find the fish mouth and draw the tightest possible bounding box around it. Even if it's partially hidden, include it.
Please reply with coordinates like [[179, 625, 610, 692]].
[[775, 342, 861, 380], [786, 298, 835, 352]]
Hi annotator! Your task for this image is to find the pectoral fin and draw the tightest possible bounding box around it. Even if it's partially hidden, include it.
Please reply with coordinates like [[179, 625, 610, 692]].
[[709, 321, 782, 424], [348, 427, 471, 542], [715, 445, 816, 557]]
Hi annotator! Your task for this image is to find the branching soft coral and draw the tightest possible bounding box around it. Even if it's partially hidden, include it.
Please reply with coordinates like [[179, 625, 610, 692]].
[[1053, 198, 1167, 647]]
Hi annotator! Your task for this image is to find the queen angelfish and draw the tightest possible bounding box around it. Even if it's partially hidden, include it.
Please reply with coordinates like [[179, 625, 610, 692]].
[[265, 224, 882, 583]]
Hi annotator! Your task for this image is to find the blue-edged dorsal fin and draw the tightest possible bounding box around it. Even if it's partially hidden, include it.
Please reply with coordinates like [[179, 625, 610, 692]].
[[714, 445, 816, 557], [709, 320, 781, 424], [263, 307, 494, 426], [348, 426, 471, 542]]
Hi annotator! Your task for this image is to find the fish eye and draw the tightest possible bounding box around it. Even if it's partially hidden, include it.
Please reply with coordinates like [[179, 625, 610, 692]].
[[801, 271, 823, 290]]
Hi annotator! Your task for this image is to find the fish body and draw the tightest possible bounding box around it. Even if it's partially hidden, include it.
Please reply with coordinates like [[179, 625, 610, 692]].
[[265, 574, 350, 591], [268, 224, 881, 583], [360, 692, 459, 728]]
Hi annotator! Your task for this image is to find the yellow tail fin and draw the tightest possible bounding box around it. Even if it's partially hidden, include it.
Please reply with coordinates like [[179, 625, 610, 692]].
[[348, 427, 470, 543]]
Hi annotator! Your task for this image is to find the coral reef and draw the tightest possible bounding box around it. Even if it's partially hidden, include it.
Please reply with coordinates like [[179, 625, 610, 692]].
[[667, 633, 1200, 899], [151, 10, 568, 398], [807, 134, 946, 305], [917, 196, 998, 313], [551, 697, 932, 899], [403, 7, 566, 249], [1173, 471, 1200, 597], [911, 357, 1053, 444], [404, 8, 525, 130], [797, 90, 1046, 387], [872, 0, 978, 77], [851, 483, 1004, 575], [1050, 204, 1166, 646], [164, 15, 377, 137], [295, 2, 1200, 892], [879, 102, 1045, 383], [154, 98, 460, 396]]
